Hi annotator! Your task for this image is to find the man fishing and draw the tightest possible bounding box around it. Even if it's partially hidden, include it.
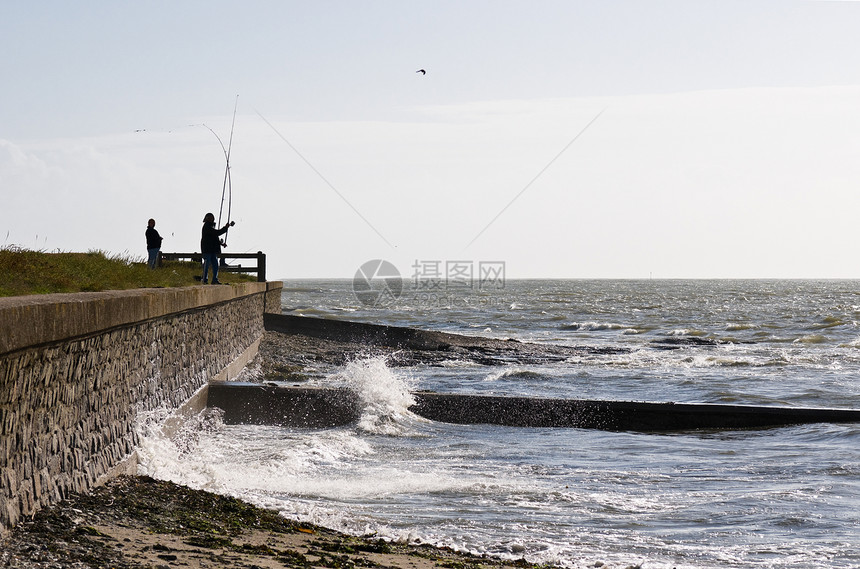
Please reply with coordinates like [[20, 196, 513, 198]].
[[145, 218, 163, 269], [201, 213, 235, 284]]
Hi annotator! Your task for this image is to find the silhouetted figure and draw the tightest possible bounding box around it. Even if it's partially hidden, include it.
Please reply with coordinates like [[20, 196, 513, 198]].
[[200, 213, 234, 284], [145, 218, 163, 269]]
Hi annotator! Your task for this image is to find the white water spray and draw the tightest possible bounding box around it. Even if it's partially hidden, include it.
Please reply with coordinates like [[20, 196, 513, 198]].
[[333, 355, 419, 436]]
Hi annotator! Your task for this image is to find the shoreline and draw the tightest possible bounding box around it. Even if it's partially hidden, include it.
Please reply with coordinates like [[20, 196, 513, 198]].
[[1, 329, 577, 569], [0, 475, 566, 569]]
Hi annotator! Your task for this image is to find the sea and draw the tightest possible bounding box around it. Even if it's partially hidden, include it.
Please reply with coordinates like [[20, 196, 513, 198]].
[[137, 279, 860, 569]]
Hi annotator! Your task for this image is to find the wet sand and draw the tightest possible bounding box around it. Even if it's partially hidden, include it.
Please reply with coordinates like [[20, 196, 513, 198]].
[[0, 476, 567, 569]]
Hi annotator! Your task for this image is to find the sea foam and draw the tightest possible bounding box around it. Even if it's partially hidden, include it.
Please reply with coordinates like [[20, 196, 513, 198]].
[[333, 355, 420, 436]]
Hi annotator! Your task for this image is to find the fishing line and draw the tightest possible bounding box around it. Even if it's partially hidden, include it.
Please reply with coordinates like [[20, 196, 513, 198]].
[[137, 114, 239, 246], [221, 95, 239, 241], [201, 96, 239, 246], [465, 107, 606, 249], [218, 95, 239, 233], [255, 109, 395, 249]]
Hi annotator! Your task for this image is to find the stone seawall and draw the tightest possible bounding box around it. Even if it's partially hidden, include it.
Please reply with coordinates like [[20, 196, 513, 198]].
[[0, 281, 283, 533]]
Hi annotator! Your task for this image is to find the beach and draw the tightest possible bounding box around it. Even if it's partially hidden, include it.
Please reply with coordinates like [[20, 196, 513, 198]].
[[5, 278, 860, 568], [0, 475, 574, 569], [0, 328, 582, 569]]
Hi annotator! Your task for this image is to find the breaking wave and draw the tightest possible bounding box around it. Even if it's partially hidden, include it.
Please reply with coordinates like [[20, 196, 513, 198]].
[[332, 356, 420, 436], [560, 321, 627, 332]]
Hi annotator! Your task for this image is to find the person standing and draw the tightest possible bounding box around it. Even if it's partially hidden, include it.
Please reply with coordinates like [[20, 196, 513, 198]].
[[145, 218, 163, 269], [200, 212, 234, 284]]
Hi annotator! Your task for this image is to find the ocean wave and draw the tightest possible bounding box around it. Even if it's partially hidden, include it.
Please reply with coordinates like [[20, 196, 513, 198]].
[[666, 328, 708, 337], [811, 316, 846, 330], [332, 356, 420, 436], [439, 359, 483, 368], [725, 322, 758, 332], [286, 307, 335, 316], [703, 356, 777, 368], [651, 336, 724, 348], [281, 287, 326, 293], [483, 368, 548, 382], [793, 334, 828, 345], [561, 321, 627, 332]]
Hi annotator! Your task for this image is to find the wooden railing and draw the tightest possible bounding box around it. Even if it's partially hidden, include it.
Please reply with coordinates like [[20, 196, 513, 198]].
[[160, 252, 267, 282]]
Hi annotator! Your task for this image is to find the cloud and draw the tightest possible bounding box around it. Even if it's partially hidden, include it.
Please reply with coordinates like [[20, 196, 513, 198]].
[[5, 86, 860, 278]]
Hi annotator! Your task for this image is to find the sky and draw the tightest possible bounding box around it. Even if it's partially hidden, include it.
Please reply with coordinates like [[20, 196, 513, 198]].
[[3, 0, 860, 279]]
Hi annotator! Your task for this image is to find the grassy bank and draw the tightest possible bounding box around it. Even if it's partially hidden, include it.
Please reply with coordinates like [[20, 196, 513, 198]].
[[0, 247, 253, 297]]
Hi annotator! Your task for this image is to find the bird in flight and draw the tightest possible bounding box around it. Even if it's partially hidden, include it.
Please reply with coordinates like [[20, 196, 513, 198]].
[[416, 69, 426, 75]]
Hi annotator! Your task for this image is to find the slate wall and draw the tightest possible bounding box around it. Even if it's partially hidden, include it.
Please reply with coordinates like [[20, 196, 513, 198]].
[[0, 281, 283, 533]]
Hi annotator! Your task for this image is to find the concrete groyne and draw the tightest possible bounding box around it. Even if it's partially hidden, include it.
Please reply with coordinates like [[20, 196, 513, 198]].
[[0, 281, 283, 533], [207, 382, 860, 432], [213, 314, 860, 432]]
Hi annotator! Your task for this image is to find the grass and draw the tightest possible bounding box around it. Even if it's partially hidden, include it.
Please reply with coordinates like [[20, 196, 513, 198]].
[[0, 247, 255, 297]]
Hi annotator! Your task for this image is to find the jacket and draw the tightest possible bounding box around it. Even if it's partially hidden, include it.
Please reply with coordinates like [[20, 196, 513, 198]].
[[146, 227, 163, 250], [201, 222, 229, 254]]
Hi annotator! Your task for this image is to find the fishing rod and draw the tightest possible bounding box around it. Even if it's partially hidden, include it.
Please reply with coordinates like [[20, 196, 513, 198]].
[[201, 95, 239, 246]]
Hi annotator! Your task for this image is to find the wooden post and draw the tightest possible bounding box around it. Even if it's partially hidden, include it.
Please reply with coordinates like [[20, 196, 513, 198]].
[[257, 252, 266, 282]]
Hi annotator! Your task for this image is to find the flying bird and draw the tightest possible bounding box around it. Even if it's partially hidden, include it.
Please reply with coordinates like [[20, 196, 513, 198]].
[[416, 69, 426, 75]]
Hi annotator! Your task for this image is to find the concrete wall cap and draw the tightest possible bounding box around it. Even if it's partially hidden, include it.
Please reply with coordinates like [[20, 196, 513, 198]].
[[0, 283, 269, 355]]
